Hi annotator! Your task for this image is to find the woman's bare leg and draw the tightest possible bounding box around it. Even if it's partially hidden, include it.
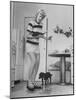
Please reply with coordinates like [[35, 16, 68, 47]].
[[31, 53, 40, 82], [27, 52, 36, 88]]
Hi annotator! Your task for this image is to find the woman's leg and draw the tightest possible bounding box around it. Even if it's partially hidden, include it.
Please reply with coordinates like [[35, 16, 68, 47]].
[[27, 52, 36, 88], [31, 53, 40, 82]]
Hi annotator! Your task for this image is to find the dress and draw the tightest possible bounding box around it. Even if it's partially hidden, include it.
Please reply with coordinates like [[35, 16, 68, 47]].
[[26, 20, 44, 54]]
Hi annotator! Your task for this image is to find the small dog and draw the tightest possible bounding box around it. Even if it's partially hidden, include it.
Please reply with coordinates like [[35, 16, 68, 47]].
[[39, 72, 52, 85]]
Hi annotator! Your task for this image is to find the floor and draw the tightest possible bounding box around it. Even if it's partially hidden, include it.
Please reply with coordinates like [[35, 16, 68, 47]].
[[10, 81, 74, 98]]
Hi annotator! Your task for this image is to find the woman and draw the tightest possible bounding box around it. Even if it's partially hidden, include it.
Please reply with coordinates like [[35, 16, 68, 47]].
[[25, 9, 51, 91]]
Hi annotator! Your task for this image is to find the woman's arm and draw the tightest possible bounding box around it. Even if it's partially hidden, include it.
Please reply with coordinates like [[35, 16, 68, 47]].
[[27, 31, 52, 40], [37, 35, 52, 40]]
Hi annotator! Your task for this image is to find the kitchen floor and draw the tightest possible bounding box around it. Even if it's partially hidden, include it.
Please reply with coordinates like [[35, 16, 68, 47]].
[[10, 81, 74, 98]]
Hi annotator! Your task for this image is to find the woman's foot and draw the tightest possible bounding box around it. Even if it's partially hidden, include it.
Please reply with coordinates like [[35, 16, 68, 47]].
[[27, 81, 34, 91]]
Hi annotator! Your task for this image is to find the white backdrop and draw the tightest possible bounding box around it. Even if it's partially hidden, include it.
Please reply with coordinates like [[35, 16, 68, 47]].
[[0, 0, 76, 100]]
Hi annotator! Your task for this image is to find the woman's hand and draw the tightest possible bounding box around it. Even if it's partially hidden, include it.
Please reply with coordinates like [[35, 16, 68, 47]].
[[32, 34, 52, 40], [39, 35, 52, 40]]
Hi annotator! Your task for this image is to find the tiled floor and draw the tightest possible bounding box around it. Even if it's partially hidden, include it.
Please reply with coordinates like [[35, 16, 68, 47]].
[[10, 81, 73, 98]]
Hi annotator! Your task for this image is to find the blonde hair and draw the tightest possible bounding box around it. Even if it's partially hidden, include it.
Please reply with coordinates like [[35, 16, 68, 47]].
[[35, 9, 46, 22]]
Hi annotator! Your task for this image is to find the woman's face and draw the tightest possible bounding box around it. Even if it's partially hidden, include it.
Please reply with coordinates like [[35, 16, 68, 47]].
[[36, 13, 43, 24]]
